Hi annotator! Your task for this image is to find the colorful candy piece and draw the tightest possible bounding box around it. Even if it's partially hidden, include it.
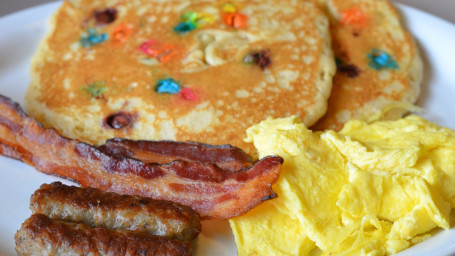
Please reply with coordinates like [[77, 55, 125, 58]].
[[243, 49, 271, 70], [222, 12, 247, 28], [220, 2, 247, 28], [82, 81, 107, 99], [340, 7, 369, 28], [367, 49, 399, 70], [339, 64, 360, 77], [138, 40, 179, 63], [112, 24, 133, 45], [156, 78, 181, 94], [94, 8, 118, 25], [180, 88, 197, 101], [195, 13, 216, 27], [80, 28, 108, 48], [221, 3, 238, 13], [335, 57, 343, 67], [104, 111, 135, 129], [139, 40, 158, 55], [174, 21, 198, 33], [335, 57, 360, 78], [174, 11, 215, 34]]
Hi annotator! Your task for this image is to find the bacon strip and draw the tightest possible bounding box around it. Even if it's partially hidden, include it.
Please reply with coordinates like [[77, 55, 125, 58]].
[[98, 138, 253, 172], [0, 95, 282, 219]]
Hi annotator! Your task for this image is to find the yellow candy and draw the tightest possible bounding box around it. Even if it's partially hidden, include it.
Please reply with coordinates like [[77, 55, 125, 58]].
[[222, 3, 237, 13], [195, 12, 216, 26]]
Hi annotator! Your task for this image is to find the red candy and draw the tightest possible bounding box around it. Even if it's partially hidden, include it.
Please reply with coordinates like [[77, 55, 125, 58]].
[[138, 40, 179, 63], [180, 88, 197, 101]]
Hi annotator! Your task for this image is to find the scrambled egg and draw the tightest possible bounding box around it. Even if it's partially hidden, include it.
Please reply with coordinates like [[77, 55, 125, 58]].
[[229, 115, 455, 255]]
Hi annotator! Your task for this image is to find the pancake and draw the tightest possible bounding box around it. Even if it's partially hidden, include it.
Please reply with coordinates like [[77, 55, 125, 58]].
[[26, 0, 335, 154], [310, 0, 423, 131]]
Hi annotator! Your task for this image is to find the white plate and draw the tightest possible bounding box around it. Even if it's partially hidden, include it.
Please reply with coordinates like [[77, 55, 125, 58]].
[[0, 2, 455, 256]]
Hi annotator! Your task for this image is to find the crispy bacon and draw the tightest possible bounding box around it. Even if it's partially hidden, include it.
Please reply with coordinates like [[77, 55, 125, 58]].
[[0, 95, 282, 219], [98, 138, 252, 172]]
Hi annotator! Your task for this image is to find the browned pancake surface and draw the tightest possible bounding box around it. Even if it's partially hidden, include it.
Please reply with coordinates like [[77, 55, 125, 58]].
[[27, 0, 335, 153], [311, 0, 422, 131]]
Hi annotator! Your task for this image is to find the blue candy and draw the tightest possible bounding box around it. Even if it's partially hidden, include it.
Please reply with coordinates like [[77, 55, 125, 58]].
[[335, 57, 343, 67], [367, 49, 399, 70], [174, 21, 197, 34], [156, 78, 181, 94], [80, 28, 108, 48]]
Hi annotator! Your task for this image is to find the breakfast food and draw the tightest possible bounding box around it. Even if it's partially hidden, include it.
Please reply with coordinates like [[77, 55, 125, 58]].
[[230, 115, 455, 255], [310, 0, 423, 130], [30, 182, 201, 241], [26, 0, 335, 154], [15, 214, 192, 256], [0, 94, 282, 219], [98, 138, 253, 171], [17, 182, 199, 255]]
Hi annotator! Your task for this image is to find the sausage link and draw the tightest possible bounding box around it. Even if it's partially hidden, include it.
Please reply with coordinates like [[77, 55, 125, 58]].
[[30, 182, 201, 241], [15, 213, 192, 256]]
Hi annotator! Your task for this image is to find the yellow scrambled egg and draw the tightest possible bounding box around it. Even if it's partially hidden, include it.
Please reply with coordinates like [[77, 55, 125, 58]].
[[229, 115, 455, 256]]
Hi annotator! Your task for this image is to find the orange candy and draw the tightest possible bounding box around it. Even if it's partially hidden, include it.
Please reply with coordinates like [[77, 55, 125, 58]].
[[156, 45, 179, 63], [112, 24, 132, 45], [222, 12, 247, 28], [340, 8, 369, 28]]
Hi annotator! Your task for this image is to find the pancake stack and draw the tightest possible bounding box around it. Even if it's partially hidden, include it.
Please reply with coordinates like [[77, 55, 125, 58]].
[[311, 0, 423, 131], [26, 0, 422, 154], [26, 0, 335, 154]]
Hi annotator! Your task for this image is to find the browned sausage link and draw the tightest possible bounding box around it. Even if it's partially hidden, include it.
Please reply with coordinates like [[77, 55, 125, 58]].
[[15, 214, 192, 256], [30, 182, 201, 241], [98, 138, 253, 172]]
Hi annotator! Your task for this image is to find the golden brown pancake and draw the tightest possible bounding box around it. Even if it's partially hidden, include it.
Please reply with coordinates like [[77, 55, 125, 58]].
[[26, 0, 335, 153], [310, 0, 423, 131]]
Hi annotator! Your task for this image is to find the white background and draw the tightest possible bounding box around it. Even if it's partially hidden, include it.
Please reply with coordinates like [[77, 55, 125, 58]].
[[1, 0, 455, 24]]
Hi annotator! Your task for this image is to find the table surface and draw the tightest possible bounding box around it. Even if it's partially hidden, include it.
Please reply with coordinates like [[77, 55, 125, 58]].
[[0, 0, 454, 24]]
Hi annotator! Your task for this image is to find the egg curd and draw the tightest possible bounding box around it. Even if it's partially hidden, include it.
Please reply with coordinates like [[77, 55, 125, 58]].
[[229, 115, 455, 256]]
